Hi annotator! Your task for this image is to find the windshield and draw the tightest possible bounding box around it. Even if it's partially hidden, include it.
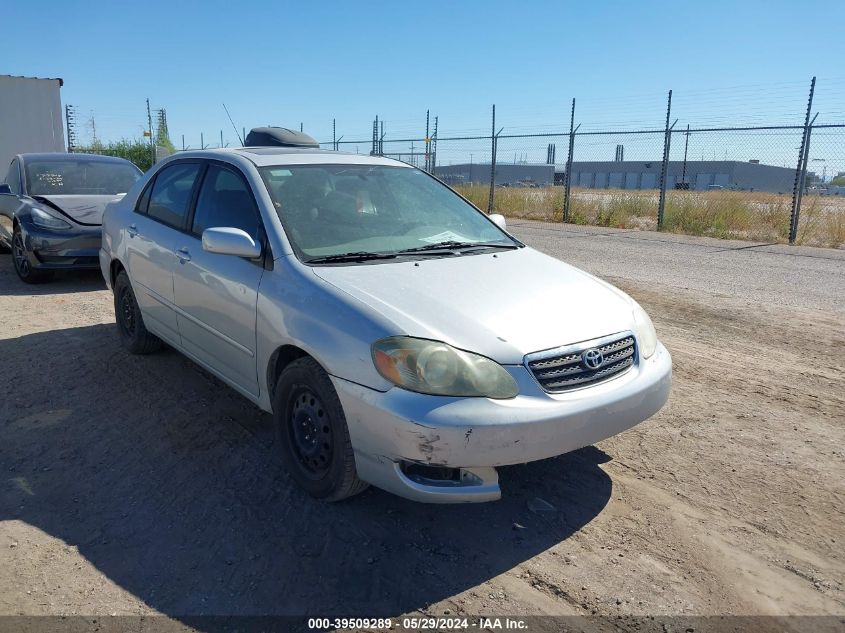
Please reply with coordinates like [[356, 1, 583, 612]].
[[25, 159, 141, 196], [258, 164, 518, 261]]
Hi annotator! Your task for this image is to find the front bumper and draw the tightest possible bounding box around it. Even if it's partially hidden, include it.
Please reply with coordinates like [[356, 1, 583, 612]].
[[333, 342, 671, 503], [21, 220, 101, 270]]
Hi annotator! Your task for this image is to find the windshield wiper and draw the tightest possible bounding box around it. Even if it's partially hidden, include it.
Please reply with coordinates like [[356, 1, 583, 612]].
[[305, 251, 398, 264], [396, 240, 520, 254]]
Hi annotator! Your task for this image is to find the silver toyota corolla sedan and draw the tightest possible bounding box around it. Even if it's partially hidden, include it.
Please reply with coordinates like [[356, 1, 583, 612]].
[[99, 139, 671, 503]]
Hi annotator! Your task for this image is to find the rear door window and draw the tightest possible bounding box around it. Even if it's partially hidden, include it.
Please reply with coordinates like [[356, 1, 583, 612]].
[[147, 163, 202, 229]]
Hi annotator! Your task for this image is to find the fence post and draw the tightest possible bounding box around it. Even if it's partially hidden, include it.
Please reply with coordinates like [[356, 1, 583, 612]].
[[563, 98, 576, 222], [794, 114, 817, 238], [657, 90, 673, 230], [487, 105, 496, 212], [790, 77, 816, 244]]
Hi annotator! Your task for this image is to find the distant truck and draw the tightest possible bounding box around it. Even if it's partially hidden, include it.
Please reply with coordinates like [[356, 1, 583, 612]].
[[0, 75, 66, 170]]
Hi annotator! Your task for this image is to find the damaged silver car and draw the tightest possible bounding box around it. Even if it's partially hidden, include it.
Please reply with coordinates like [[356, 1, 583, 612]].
[[99, 128, 672, 503]]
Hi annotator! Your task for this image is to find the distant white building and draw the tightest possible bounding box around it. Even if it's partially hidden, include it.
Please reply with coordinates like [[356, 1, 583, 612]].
[[0, 75, 65, 170]]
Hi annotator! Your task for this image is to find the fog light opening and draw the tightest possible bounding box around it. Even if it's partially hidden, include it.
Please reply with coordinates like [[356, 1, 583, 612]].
[[400, 462, 483, 488]]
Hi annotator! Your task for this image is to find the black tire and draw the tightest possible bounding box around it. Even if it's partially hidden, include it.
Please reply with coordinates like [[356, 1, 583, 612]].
[[12, 224, 52, 283], [273, 357, 368, 501], [114, 270, 162, 354]]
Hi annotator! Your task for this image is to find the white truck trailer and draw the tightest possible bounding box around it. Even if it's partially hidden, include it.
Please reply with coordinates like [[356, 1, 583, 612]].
[[0, 75, 66, 170]]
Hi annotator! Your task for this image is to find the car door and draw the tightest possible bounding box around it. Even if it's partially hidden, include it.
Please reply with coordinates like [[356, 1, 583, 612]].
[[172, 162, 265, 397], [126, 161, 202, 346]]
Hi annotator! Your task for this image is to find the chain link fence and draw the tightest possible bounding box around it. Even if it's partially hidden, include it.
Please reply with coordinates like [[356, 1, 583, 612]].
[[66, 79, 844, 248], [323, 80, 843, 248]]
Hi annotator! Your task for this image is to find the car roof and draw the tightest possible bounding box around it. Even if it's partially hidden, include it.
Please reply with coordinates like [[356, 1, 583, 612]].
[[172, 147, 412, 168], [20, 152, 137, 165]]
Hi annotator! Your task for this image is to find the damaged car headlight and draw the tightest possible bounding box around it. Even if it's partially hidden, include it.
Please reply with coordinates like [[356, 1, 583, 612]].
[[31, 206, 71, 230], [632, 303, 658, 359], [372, 336, 518, 399]]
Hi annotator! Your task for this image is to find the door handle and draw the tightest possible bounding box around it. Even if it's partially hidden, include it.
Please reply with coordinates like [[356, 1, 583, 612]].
[[175, 247, 191, 263], [127, 223, 139, 238]]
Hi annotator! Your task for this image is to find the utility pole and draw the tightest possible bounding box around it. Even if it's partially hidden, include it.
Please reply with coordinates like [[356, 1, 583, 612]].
[[372, 116, 379, 156], [146, 98, 154, 166], [332, 118, 336, 150], [88, 112, 97, 144], [431, 116, 438, 176], [65, 104, 77, 153], [425, 110, 430, 172]]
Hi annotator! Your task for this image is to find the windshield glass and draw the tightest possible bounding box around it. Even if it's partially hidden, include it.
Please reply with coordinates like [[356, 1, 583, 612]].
[[258, 164, 517, 261], [25, 159, 141, 196]]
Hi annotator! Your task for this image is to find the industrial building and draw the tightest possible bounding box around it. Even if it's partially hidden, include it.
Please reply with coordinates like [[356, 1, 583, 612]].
[[436, 163, 554, 187], [436, 158, 797, 194], [557, 160, 796, 193], [0, 75, 65, 169]]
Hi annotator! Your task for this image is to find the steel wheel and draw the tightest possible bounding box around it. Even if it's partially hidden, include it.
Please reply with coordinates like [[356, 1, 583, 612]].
[[117, 285, 137, 338], [112, 271, 161, 354], [288, 386, 333, 479], [12, 229, 30, 277]]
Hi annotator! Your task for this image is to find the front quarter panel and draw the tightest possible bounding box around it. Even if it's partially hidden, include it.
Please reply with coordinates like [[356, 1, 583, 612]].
[[255, 257, 397, 411]]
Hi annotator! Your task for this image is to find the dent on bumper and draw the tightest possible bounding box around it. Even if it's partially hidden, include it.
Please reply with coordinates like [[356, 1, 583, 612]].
[[333, 343, 672, 503], [23, 223, 101, 269]]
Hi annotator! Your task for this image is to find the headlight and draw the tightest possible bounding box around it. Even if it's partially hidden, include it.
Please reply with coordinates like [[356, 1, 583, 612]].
[[372, 336, 518, 399], [31, 206, 71, 230], [632, 304, 658, 359]]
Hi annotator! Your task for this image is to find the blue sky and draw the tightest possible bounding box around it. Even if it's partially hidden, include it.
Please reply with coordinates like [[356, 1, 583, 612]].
[[5, 0, 844, 168]]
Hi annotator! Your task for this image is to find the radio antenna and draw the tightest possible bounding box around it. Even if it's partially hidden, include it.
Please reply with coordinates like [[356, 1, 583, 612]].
[[223, 103, 244, 146]]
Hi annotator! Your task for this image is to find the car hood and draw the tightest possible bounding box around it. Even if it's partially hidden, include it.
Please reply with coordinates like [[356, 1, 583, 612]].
[[32, 194, 125, 226], [311, 247, 636, 364]]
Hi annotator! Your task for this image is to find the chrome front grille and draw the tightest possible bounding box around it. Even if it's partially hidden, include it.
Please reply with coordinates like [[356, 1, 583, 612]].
[[526, 333, 636, 393]]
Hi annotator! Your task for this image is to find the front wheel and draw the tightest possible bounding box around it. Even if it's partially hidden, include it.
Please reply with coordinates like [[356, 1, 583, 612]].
[[12, 224, 52, 283], [273, 357, 368, 501], [113, 270, 161, 354]]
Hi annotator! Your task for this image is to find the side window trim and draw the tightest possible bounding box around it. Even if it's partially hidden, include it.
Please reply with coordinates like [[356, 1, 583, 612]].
[[186, 160, 264, 240], [185, 161, 211, 235]]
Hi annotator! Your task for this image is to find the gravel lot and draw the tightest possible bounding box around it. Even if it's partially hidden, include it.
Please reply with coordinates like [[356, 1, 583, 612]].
[[1, 221, 843, 626]]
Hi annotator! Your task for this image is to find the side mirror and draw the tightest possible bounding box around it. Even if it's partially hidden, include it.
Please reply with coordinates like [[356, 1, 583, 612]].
[[0, 184, 12, 195], [489, 213, 507, 231], [202, 227, 262, 258]]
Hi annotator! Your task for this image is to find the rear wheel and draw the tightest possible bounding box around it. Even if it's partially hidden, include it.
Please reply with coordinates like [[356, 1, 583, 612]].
[[12, 224, 52, 283], [114, 270, 161, 354], [273, 357, 368, 501]]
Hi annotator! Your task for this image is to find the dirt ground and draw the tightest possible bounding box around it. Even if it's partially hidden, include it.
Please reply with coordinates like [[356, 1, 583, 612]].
[[0, 228, 843, 628]]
